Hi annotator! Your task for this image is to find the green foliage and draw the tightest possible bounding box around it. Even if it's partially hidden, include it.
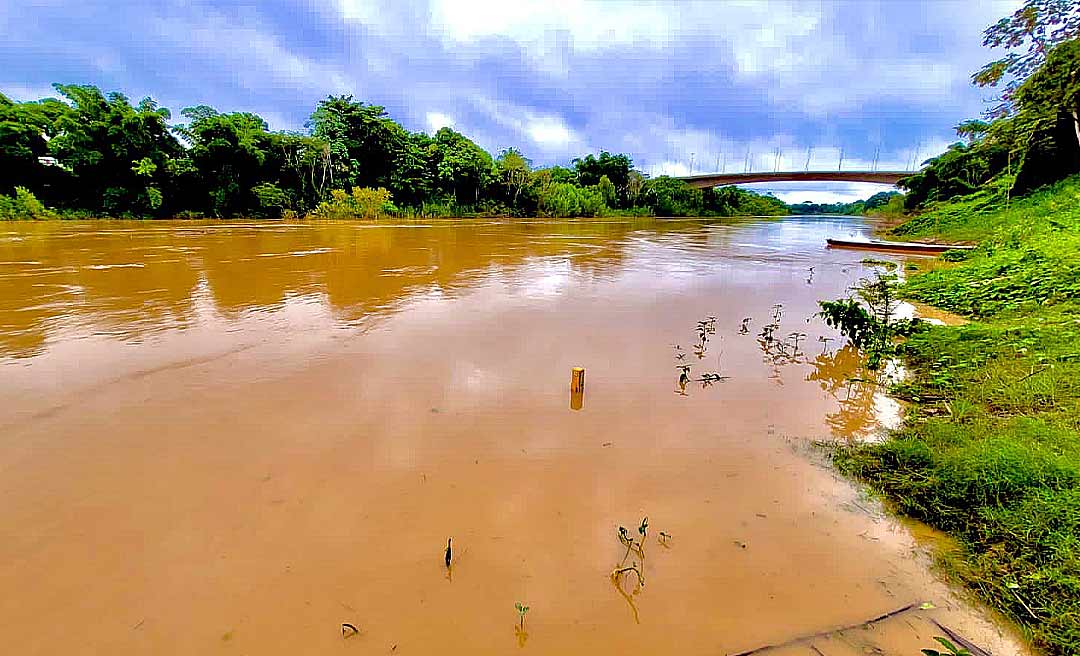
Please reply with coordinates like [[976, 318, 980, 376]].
[[308, 95, 404, 191], [431, 127, 495, 204], [788, 192, 900, 216], [0, 186, 54, 220], [46, 84, 181, 215], [921, 636, 972, 656], [597, 174, 617, 207], [313, 187, 397, 219], [837, 175, 1080, 655], [818, 272, 924, 369], [0, 93, 70, 195], [496, 148, 531, 208], [644, 176, 702, 216], [973, 0, 1080, 116], [704, 185, 788, 216], [538, 182, 605, 217], [573, 151, 632, 206], [252, 182, 290, 218], [905, 2, 1080, 210], [899, 175, 1080, 317], [900, 140, 1011, 209]]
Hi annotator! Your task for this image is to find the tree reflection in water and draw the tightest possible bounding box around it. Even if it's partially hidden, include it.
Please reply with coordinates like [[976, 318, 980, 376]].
[[807, 344, 882, 440]]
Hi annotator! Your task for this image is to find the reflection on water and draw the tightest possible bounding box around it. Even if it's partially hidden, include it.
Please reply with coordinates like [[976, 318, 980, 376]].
[[0, 217, 1028, 656]]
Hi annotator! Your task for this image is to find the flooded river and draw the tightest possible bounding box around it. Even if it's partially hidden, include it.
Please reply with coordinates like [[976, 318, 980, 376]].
[[0, 217, 1026, 655]]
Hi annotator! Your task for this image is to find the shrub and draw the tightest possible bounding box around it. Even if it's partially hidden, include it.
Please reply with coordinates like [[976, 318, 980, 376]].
[[0, 187, 54, 220], [313, 187, 398, 219]]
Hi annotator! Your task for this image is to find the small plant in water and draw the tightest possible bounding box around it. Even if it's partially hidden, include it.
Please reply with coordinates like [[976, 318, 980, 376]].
[[613, 516, 655, 588], [818, 271, 923, 369], [515, 602, 529, 630], [921, 636, 971, 656]]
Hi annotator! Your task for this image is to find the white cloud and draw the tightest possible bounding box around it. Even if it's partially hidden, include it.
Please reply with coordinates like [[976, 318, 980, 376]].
[[1, 84, 57, 101], [148, 11, 354, 96], [527, 116, 576, 148], [469, 96, 585, 154], [425, 0, 674, 49], [426, 111, 456, 132]]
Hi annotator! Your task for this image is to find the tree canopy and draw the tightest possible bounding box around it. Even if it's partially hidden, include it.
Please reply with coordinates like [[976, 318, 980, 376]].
[[0, 84, 790, 220]]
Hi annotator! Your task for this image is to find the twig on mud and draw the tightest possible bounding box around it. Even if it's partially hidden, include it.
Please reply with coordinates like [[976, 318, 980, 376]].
[[730, 603, 917, 656], [931, 619, 992, 656]]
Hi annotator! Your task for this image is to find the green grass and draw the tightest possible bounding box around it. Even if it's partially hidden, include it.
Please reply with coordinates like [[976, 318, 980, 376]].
[[834, 174, 1080, 654]]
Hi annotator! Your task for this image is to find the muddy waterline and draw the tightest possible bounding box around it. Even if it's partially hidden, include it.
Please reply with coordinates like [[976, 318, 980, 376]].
[[0, 217, 1026, 655]]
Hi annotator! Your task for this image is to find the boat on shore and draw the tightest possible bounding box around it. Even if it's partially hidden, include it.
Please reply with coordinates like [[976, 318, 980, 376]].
[[826, 238, 975, 254]]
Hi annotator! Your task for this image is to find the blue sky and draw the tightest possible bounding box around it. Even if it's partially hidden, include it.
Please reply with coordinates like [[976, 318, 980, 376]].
[[1, 0, 1020, 202]]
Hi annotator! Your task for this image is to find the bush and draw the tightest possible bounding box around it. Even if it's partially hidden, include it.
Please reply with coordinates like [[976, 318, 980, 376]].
[[252, 182, 291, 218], [0, 187, 54, 220], [313, 187, 398, 219], [538, 182, 605, 217]]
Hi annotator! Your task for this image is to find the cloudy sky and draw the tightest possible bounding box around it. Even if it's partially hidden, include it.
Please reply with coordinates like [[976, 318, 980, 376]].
[[1, 0, 1020, 202]]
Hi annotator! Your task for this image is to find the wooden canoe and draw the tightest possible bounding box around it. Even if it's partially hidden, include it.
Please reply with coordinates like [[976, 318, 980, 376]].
[[826, 238, 975, 254]]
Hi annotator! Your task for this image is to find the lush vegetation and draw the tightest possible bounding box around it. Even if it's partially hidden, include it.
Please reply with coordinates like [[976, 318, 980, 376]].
[[900, 1, 1080, 209], [0, 87, 786, 220], [788, 191, 900, 216], [828, 7, 1080, 653], [835, 173, 1080, 655]]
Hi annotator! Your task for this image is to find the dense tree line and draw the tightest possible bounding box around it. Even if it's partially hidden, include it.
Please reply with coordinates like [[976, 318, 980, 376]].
[[0, 87, 785, 220], [902, 1, 1080, 208], [788, 191, 900, 216]]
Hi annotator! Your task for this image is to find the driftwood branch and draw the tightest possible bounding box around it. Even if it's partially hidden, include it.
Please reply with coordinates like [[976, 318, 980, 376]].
[[931, 620, 992, 656], [730, 603, 916, 656]]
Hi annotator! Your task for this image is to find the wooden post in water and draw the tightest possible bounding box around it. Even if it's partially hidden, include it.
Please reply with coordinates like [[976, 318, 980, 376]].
[[570, 367, 585, 411], [571, 367, 585, 392]]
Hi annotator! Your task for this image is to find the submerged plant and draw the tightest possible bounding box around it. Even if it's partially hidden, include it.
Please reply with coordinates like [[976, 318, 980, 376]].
[[515, 602, 530, 630], [613, 516, 654, 587]]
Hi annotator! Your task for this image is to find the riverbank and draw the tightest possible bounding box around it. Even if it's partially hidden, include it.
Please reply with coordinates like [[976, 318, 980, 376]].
[[834, 174, 1080, 654]]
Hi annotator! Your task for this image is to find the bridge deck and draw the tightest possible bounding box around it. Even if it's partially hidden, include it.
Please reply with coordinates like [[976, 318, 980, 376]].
[[677, 171, 913, 188]]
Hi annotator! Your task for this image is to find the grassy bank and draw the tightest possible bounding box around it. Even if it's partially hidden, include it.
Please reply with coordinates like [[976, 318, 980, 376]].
[[834, 175, 1080, 654]]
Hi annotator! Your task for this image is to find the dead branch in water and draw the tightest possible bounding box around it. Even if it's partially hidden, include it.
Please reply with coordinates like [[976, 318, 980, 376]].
[[729, 603, 916, 656], [931, 620, 992, 656]]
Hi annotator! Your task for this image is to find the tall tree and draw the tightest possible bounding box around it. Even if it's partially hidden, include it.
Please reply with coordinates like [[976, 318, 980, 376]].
[[496, 148, 531, 207], [180, 106, 274, 217], [431, 128, 494, 203], [49, 84, 181, 214], [572, 151, 633, 204], [0, 92, 71, 196], [308, 96, 404, 191], [974, 0, 1080, 116]]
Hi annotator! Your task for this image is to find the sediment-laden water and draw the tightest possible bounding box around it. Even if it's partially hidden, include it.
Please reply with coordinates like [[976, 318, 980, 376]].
[[0, 217, 1026, 655]]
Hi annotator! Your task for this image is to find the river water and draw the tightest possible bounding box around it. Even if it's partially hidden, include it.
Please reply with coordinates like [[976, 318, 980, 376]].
[[0, 217, 1026, 655]]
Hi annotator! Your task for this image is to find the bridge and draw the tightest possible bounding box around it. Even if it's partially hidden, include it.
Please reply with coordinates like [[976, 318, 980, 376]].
[[676, 170, 914, 189]]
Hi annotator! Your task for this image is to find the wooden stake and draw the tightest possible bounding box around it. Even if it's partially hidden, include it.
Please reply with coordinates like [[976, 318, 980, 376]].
[[571, 367, 586, 392]]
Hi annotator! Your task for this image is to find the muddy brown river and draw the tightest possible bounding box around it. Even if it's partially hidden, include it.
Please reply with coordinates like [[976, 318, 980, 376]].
[[0, 217, 1027, 655]]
